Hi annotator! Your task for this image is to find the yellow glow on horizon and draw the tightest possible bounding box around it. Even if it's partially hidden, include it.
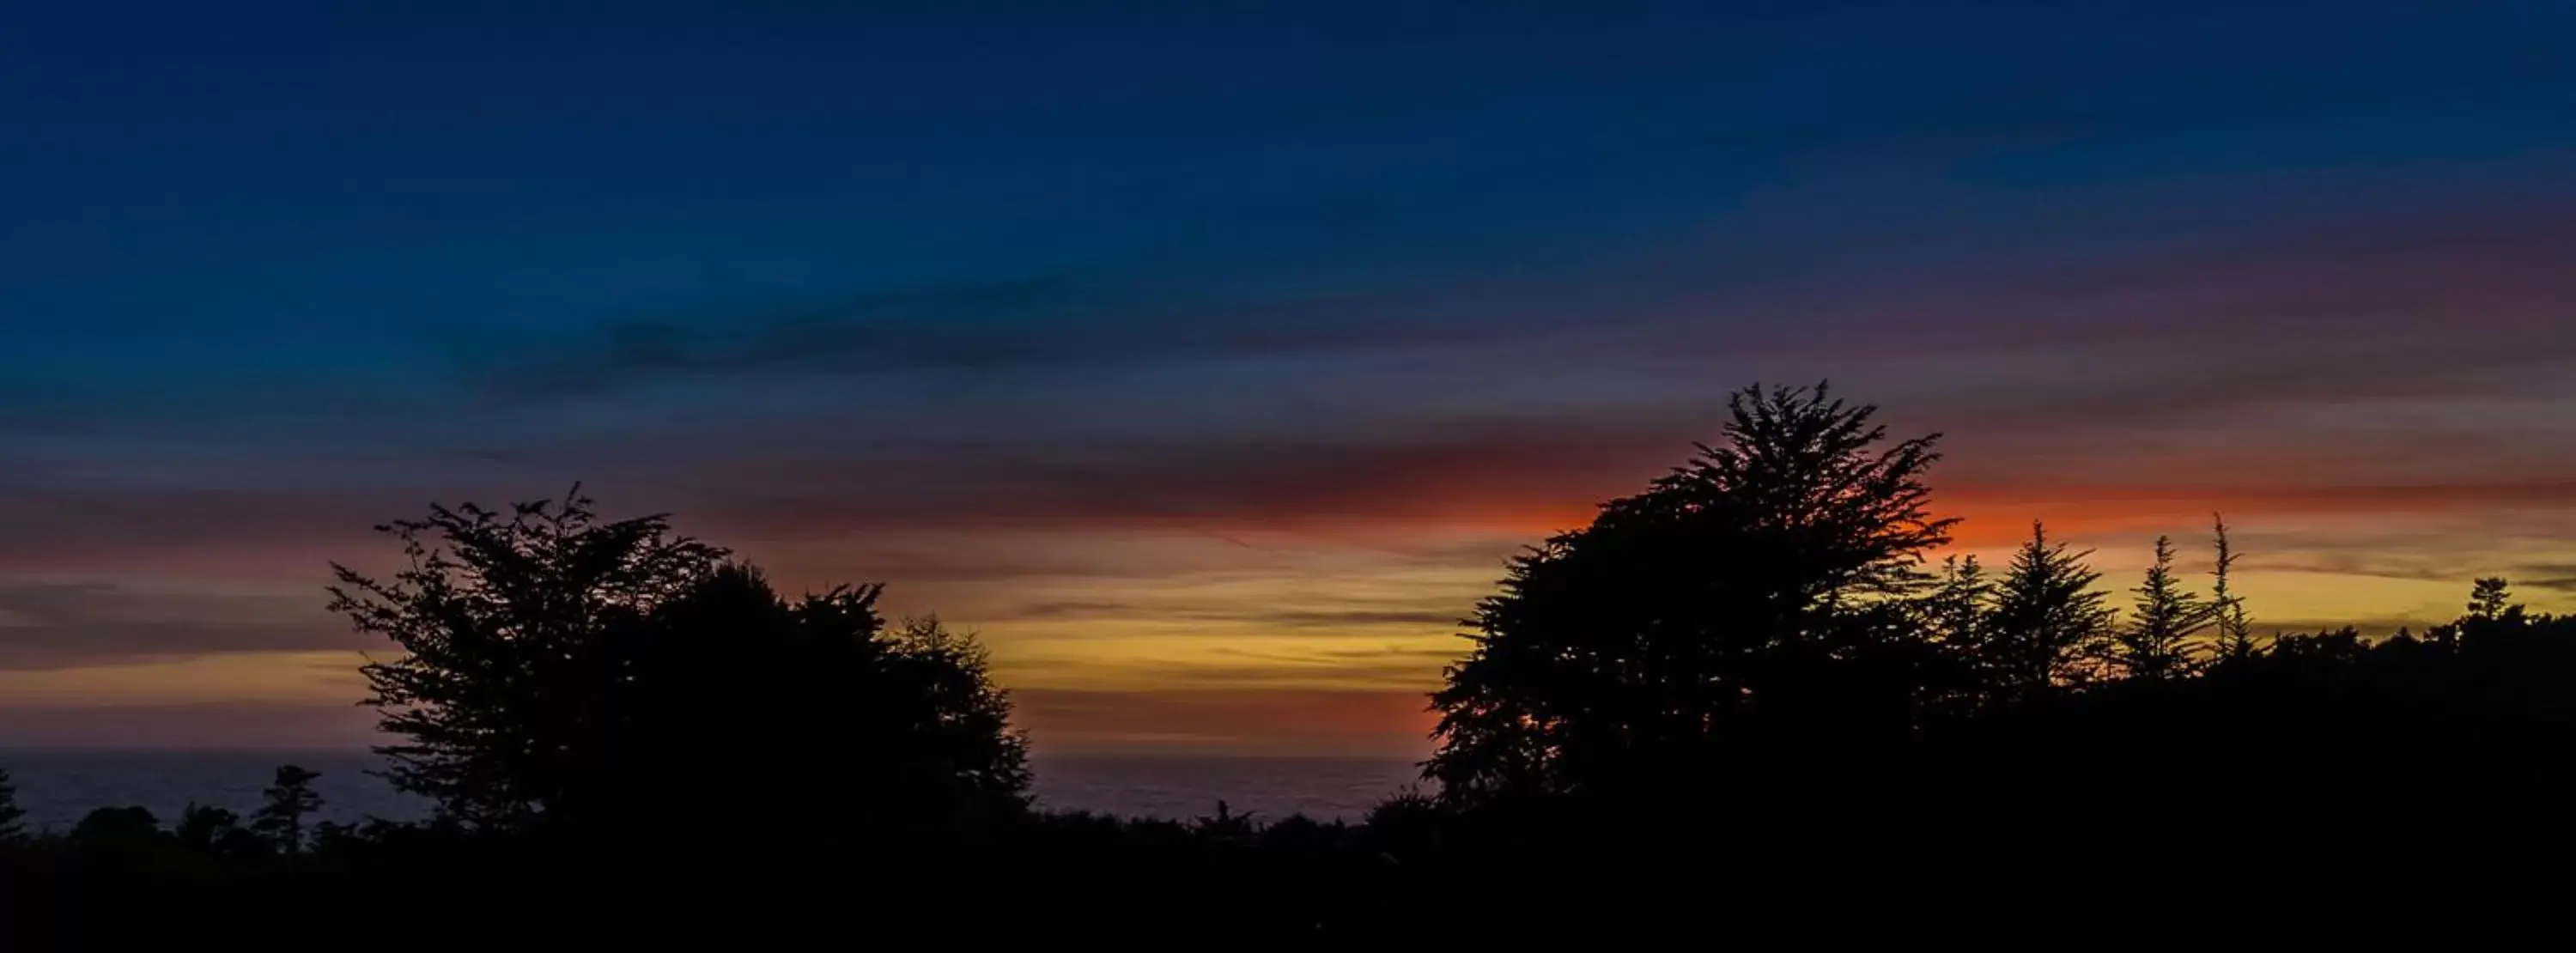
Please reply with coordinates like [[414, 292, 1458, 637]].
[[3, 498, 2571, 750]]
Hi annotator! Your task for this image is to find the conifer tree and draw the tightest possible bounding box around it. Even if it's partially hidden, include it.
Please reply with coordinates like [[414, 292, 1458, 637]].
[[2468, 577, 2513, 621], [252, 764, 324, 854], [2208, 515, 2257, 662], [1985, 522, 2114, 698], [2114, 536, 2208, 680], [1926, 555, 1993, 651], [0, 767, 24, 841], [2433, 577, 2529, 647]]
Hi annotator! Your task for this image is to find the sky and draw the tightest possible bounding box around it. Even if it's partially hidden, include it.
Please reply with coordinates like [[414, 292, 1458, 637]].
[[3, 0, 2573, 755]]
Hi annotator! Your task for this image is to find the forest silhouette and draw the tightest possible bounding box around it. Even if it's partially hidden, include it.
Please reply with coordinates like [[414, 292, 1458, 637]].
[[3, 382, 2572, 940]]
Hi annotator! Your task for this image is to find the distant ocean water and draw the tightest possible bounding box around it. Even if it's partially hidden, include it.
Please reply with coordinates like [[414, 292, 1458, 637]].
[[0, 750, 1425, 831]]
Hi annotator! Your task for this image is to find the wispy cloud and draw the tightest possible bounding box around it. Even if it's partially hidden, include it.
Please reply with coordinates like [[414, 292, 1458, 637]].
[[0, 582, 355, 671], [2516, 568, 2576, 594]]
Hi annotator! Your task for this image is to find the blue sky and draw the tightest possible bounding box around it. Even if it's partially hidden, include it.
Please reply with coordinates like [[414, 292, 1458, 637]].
[[3, 0, 2573, 750]]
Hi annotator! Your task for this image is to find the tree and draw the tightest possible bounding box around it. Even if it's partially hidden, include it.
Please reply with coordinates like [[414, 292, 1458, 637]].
[[1925, 555, 1993, 651], [0, 767, 24, 841], [598, 576, 1033, 833], [178, 804, 262, 856], [2468, 577, 2514, 621], [1918, 555, 1996, 719], [331, 489, 1030, 833], [1427, 382, 1958, 800], [2207, 515, 2257, 663], [252, 765, 324, 853], [869, 614, 1035, 816], [332, 489, 729, 826], [2113, 536, 2207, 681], [2433, 577, 2537, 650], [1984, 522, 2114, 699], [70, 806, 163, 847]]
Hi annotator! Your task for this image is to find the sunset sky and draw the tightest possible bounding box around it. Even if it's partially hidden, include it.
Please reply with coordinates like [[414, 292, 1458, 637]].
[[3, 1, 2573, 755]]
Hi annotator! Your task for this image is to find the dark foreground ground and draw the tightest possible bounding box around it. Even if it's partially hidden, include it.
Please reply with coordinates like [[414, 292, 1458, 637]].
[[4, 764, 2567, 947]]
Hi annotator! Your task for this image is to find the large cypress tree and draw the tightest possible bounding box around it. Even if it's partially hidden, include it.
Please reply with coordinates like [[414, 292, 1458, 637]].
[[1427, 383, 1957, 800]]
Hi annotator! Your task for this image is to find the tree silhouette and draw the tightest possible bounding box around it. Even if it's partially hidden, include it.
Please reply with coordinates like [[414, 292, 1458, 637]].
[[70, 806, 162, 847], [331, 489, 729, 826], [2468, 577, 2514, 621], [2112, 536, 2207, 680], [331, 489, 1029, 834], [252, 765, 323, 854], [1917, 555, 1996, 719], [0, 767, 24, 841], [1925, 555, 1992, 652], [1984, 522, 2112, 699], [872, 614, 1034, 813], [593, 572, 1032, 834], [2207, 516, 2257, 663], [1427, 382, 1957, 799], [177, 804, 262, 856]]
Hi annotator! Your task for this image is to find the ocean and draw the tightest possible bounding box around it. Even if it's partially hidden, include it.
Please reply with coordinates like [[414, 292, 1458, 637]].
[[0, 750, 1427, 831]]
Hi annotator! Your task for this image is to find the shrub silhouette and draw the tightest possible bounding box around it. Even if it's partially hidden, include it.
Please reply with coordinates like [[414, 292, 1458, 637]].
[[69, 806, 163, 848]]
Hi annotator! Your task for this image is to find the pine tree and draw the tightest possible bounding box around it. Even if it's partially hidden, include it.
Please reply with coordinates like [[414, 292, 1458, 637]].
[[2114, 536, 2208, 681], [1985, 522, 2114, 699], [1926, 555, 1993, 652], [2468, 577, 2513, 621], [2208, 515, 2257, 662], [0, 767, 24, 841], [2429, 578, 2523, 647], [1919, 555, 1999, 719], [252, 764, 324, 854]]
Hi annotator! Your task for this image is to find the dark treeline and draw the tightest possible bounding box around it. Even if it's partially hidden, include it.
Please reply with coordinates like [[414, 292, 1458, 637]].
[[4, 382, 2573, 941]]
